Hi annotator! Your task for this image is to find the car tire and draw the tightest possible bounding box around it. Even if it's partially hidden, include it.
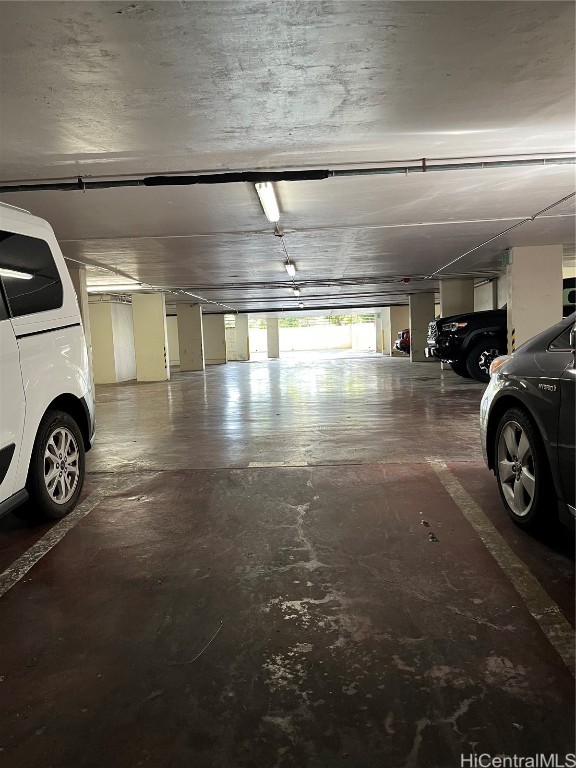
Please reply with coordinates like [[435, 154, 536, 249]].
[[449, 360, 472, 378], [25, 410, 86, 520], [465, 340, 504, 382], [494, 407, 552, 531]]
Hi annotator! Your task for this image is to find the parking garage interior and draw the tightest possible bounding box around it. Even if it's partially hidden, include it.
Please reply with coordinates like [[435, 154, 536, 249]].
[[0, 2, 575, 767]]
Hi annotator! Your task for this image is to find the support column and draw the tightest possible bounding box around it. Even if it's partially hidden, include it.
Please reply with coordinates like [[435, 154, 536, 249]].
[[507, 245, 564, 350], [234, 314, 250, 361], [177, 304, 205, 371], [382, 305, 410, 356], [409, 293, 436, 362], [132, 293, 170, 381], [266, 317, 280, 359], [68, 265, 93, 382], [375, 313, 383, 353], [439, 279, 475, 317], [203, 314, 227, 365]]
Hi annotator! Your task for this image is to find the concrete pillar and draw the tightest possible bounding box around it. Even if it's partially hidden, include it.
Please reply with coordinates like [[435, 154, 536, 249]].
[[88, 299, 136, 384], [409, 293, 436, 362], [382, 305, 410, 356], [203, 314, 227, 365], [235, 314, 250, 361], [267, 317, 280, 359], [68, 265, 93, 383], [375, 313, 383, 353], [439, 278, 475, 317], [507, 245, 564, 350], [132, 293, 170, 381], [176, 304, 204, 371]]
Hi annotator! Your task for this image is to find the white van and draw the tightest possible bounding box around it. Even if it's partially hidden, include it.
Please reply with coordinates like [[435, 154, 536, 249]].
[[0, 202, 94, 520]]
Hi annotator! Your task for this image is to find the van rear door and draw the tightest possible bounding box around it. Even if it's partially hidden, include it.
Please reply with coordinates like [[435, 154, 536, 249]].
[[0, 289, 25, 504]]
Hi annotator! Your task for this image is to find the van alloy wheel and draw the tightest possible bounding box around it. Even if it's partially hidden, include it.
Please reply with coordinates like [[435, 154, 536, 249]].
[[43, 426, 80, 505]]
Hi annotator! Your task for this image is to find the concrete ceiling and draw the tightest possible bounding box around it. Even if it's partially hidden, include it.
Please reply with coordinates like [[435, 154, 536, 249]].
[[0, 1, 574, 313]]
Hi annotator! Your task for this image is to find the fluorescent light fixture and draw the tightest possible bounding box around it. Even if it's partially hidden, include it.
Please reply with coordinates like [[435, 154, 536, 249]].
[[285, 261, 296, 278], [255, 182, 280, 223], [293, 286, 300, 296], [87, 283, 146, 293], [0, 267, 33, 280]]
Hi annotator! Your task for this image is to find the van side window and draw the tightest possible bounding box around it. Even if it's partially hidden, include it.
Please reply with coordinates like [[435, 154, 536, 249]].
[[0, 287, 8, 321], [0, 231, 63, 318]]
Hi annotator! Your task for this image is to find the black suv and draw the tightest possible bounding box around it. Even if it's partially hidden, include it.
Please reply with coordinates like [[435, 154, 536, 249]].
[[425, 309, 507, 382], [426, 278, 576, 383]]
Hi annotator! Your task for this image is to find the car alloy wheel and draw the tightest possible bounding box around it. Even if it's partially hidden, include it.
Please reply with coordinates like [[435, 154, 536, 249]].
[[43, 426, 80, 505], [497, 420, 535, 517]]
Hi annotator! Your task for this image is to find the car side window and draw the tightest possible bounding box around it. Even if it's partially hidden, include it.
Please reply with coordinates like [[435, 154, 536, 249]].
[[548, 324, 574, 351], [0, 230, 63, 318]]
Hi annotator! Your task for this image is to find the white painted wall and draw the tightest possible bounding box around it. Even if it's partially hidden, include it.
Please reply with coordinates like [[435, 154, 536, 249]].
[[111, 303, 136, 382], [89, 300, 136, 384], [474, 281, 497, 311], [166, 316, 180, 365], [497, 275, 508, 308]]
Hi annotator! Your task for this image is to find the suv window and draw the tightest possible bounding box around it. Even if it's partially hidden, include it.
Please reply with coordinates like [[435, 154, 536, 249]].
[[0, 231, 63, 318], [549, 324, 575, 351]]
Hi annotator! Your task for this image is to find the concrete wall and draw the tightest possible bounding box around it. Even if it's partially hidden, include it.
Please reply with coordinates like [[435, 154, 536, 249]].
[[166, 316, 180, 365], [249, 324, 377, 353], [474, 281, 497, 311], [497, 275, 508, 308], [111, 303, 136, 382], [89, 300, 136, 384]]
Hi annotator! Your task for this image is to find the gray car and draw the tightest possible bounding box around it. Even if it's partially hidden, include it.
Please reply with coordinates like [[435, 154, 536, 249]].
[[480, 312, 575, 531]]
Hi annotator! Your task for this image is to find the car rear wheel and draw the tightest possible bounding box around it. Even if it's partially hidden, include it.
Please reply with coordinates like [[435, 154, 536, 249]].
[[25, 410, 86, 520], [494, 408, 551, 531], [449, 360, 472, 378], [466, 340, 503, 382]]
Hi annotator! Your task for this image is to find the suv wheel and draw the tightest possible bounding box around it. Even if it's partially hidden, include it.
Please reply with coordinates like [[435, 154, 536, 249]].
[[494, 408, 551, 530], [466, 340, 503, 382], [26, 410, 86, 520], [449, 360, 472, 378]]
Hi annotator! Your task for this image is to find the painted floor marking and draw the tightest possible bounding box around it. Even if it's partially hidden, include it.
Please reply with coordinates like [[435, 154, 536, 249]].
[[427, 457, 575, 676], [248, 461, 308, 467], [0, 477, 137, 599]]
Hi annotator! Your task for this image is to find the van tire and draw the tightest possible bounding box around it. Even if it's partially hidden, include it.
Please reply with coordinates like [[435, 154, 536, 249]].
[[26, 410, 86, 520]]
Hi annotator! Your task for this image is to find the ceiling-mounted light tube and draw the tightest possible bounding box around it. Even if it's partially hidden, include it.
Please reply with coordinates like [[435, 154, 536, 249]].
[[285, 261, 296, 277], [0, 267, 33, 280], [87, 283, 146, 293], [293, 286, 300, 296], [255, 182, 280, 222]]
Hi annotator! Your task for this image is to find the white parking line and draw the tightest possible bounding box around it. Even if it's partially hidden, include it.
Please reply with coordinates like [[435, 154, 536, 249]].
[[0, 477, 135, 598], [248, 461, 308, 467], [427, 457, 575, 676]]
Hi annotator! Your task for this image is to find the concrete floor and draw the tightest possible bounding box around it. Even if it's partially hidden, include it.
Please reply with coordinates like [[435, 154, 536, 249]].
[[0, 354, 574, 768]]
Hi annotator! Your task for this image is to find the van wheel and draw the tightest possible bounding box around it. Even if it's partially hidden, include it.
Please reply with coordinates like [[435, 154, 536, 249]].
[[466, 341, 503, 382], [26, 410, 85, 520]]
